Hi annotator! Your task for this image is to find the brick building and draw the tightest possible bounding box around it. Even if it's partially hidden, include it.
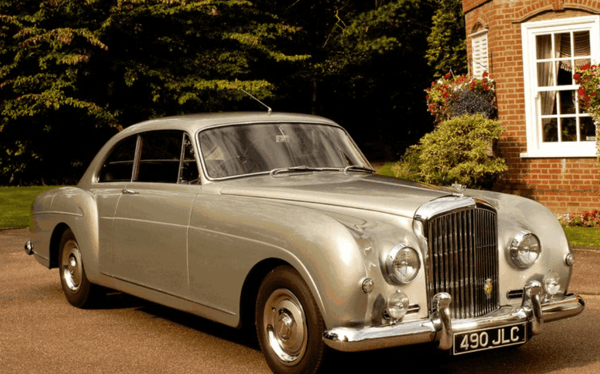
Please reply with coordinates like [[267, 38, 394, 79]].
[[463, 0, 599, 215]]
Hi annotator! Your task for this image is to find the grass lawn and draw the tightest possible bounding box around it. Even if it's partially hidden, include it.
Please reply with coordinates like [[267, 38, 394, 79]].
[[0, 186, 61, 229], [563, 226, 600, 248]]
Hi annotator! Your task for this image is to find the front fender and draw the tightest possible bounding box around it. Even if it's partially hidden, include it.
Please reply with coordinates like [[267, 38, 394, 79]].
[[467, 189, 574, 297], [188, 195, 372, 329]]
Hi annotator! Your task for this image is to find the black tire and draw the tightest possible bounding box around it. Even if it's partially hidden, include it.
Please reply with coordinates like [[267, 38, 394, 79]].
[[58, 228, 102, 308], [256, 266, 328, 374]]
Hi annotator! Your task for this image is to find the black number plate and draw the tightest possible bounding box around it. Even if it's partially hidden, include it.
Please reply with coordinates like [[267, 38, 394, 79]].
[[453, 323, 527, 355]]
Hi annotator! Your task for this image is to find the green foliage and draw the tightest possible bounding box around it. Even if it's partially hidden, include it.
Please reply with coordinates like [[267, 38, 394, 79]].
[[573, 64, 600, 173], [393, 114, 507, 188], [0, 0, 307, 185], [425, 0, 467, 77], [291, 0, 437, 157], [0, 0, 453, 184]]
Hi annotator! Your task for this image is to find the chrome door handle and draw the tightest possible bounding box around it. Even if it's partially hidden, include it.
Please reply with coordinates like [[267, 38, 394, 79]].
[[121, 189, 139, 195]]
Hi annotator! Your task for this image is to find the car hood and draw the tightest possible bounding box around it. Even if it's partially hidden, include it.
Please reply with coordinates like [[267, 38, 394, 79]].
[[217, 174, 455, 219]]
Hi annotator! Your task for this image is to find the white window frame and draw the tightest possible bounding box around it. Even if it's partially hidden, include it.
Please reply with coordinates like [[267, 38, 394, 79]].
[[521, 16, 599, 158], [471, 29, 489, 78]]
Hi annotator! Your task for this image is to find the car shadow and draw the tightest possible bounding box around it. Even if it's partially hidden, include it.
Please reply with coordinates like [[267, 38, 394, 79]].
[[93, 291, 598, 373], [95, 290, 261, 350]]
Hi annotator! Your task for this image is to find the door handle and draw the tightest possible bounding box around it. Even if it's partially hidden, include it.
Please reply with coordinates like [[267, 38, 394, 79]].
[[121, 189, 139, 195]]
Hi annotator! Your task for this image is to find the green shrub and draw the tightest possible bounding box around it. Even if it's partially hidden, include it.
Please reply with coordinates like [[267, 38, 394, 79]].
[[393, 114, 507, 189], [390, 145, 422, 182]]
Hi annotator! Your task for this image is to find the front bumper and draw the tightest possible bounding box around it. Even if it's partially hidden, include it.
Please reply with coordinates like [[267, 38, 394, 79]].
[[322, 281, 585, 353]]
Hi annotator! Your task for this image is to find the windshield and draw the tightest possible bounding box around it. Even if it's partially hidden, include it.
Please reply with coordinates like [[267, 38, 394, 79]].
[[198, 123, 370, 179]]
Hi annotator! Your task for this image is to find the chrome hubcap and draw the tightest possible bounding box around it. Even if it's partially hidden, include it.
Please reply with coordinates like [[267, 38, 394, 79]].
[[61, 240, 82, 292], [263, 289, 307, 366]]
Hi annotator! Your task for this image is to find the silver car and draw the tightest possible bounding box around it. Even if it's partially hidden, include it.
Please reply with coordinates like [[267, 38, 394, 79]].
[[25, 112, 584, 374]]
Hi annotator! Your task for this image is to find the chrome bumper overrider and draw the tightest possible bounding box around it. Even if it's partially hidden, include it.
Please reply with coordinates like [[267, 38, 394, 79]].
[[322, 281, 585, 352]]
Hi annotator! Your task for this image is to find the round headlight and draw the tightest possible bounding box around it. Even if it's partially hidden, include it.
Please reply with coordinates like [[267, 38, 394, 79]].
[[510, 231, 541, 269], [385, 244, 420, 284], [386, 291, 409, 320]]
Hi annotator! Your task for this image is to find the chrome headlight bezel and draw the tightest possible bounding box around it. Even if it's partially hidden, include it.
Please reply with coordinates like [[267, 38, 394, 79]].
[[509, 230, 541, 269], [384, 244, 421, 284]]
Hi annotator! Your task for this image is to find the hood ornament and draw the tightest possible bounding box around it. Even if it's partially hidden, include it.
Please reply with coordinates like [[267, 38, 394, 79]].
[[451, 183, 467, 197]]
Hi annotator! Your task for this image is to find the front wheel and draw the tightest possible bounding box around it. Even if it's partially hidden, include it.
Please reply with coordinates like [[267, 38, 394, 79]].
[[256, 266, 328, 374], [58, 228, 102, 308]]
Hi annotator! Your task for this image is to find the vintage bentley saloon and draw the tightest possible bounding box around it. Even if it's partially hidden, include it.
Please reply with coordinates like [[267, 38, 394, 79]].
[[25, 112, 584, 374]]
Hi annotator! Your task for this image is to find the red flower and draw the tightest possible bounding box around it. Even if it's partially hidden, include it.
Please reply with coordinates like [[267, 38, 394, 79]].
[[581, 64, 591, 70], [573, 73, 581, 82], [444, 72, 452, 79], [482, 71, 489, 78], [579, 87, 586, 96]]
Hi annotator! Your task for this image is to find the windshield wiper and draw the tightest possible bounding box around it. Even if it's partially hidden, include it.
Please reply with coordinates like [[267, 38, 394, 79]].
[[343, 165, 376, 174], [270, 165, 339, 177]]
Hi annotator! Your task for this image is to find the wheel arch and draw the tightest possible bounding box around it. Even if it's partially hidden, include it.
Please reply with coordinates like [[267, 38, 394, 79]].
[[49, 222, 71, 268], [238, 258, 291, 330]]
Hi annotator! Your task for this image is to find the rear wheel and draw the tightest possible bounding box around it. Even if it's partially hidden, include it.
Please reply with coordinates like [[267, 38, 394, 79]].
[[256, 266, 328, 374], [58, 228, 102, 308]]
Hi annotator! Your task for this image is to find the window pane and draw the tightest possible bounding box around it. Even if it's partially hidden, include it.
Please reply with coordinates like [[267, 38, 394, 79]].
[[542, 118, 558, 142], [562, 118, 577, 141], [537, 62, 554, 86], [559, 90, 576, 114], [575, 58, 591, 69], [540, 91, 557, 115], [137, 131, 183, 183], [536, 34, 553, 59], [574, 31, 590, 57], [179, 134, 199, 184], [557, 60, 573, 85], [98, 136, 137, 182], [556, 33, 571, 58], [581, 117, 596, 141]]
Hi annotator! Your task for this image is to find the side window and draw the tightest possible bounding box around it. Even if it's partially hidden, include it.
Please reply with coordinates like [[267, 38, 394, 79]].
[[179, 134, 200, 184], [136, 131, 183, 183], [98, 135, 138, 182]]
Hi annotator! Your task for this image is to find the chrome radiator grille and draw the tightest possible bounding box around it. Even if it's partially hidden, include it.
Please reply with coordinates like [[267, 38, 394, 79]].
[[424, 205, 499, 319]]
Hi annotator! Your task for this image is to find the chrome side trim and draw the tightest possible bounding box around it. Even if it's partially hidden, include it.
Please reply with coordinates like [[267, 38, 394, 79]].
[[322, 285, 585, 353]]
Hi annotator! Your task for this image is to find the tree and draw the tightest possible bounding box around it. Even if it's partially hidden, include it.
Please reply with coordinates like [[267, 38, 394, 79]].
[[0, 0, 307, 184], [268, 0, 438, 159], [425, 0, 467, 77]]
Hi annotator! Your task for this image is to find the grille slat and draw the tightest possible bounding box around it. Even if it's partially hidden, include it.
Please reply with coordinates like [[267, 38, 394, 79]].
[[426, 206, 499, 319]]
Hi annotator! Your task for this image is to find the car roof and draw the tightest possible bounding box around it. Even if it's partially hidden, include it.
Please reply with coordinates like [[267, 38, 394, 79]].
[[120, 112, 340, 135]]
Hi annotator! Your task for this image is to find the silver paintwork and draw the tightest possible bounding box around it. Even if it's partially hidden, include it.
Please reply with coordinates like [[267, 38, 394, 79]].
[[26, 112, 584, 357]]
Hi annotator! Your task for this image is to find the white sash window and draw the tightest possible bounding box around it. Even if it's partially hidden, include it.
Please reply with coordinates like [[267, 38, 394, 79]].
[[521, 16, 599, 158]]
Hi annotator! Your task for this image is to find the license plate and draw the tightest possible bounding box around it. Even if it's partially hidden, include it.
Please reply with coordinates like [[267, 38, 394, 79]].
[[453, 323, 526, 355]]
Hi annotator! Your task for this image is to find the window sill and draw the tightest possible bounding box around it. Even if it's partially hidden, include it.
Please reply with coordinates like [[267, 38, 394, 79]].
[[520, 150, 598, 159]]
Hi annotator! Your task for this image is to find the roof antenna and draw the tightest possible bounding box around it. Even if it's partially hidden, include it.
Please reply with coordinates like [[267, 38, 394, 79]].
[[239, 88, 272, 114]]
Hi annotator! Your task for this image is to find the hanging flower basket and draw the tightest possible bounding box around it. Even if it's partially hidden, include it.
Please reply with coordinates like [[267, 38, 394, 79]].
[[425, 72, 496, 125], [573, 64, 600, 170]]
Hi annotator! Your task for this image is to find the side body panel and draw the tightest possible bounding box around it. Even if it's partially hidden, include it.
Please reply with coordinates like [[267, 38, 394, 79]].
[[109, 183, 198, 298]]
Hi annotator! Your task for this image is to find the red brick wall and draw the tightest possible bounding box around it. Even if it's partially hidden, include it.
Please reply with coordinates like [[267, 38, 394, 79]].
[[463, 0, 600, 215]]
